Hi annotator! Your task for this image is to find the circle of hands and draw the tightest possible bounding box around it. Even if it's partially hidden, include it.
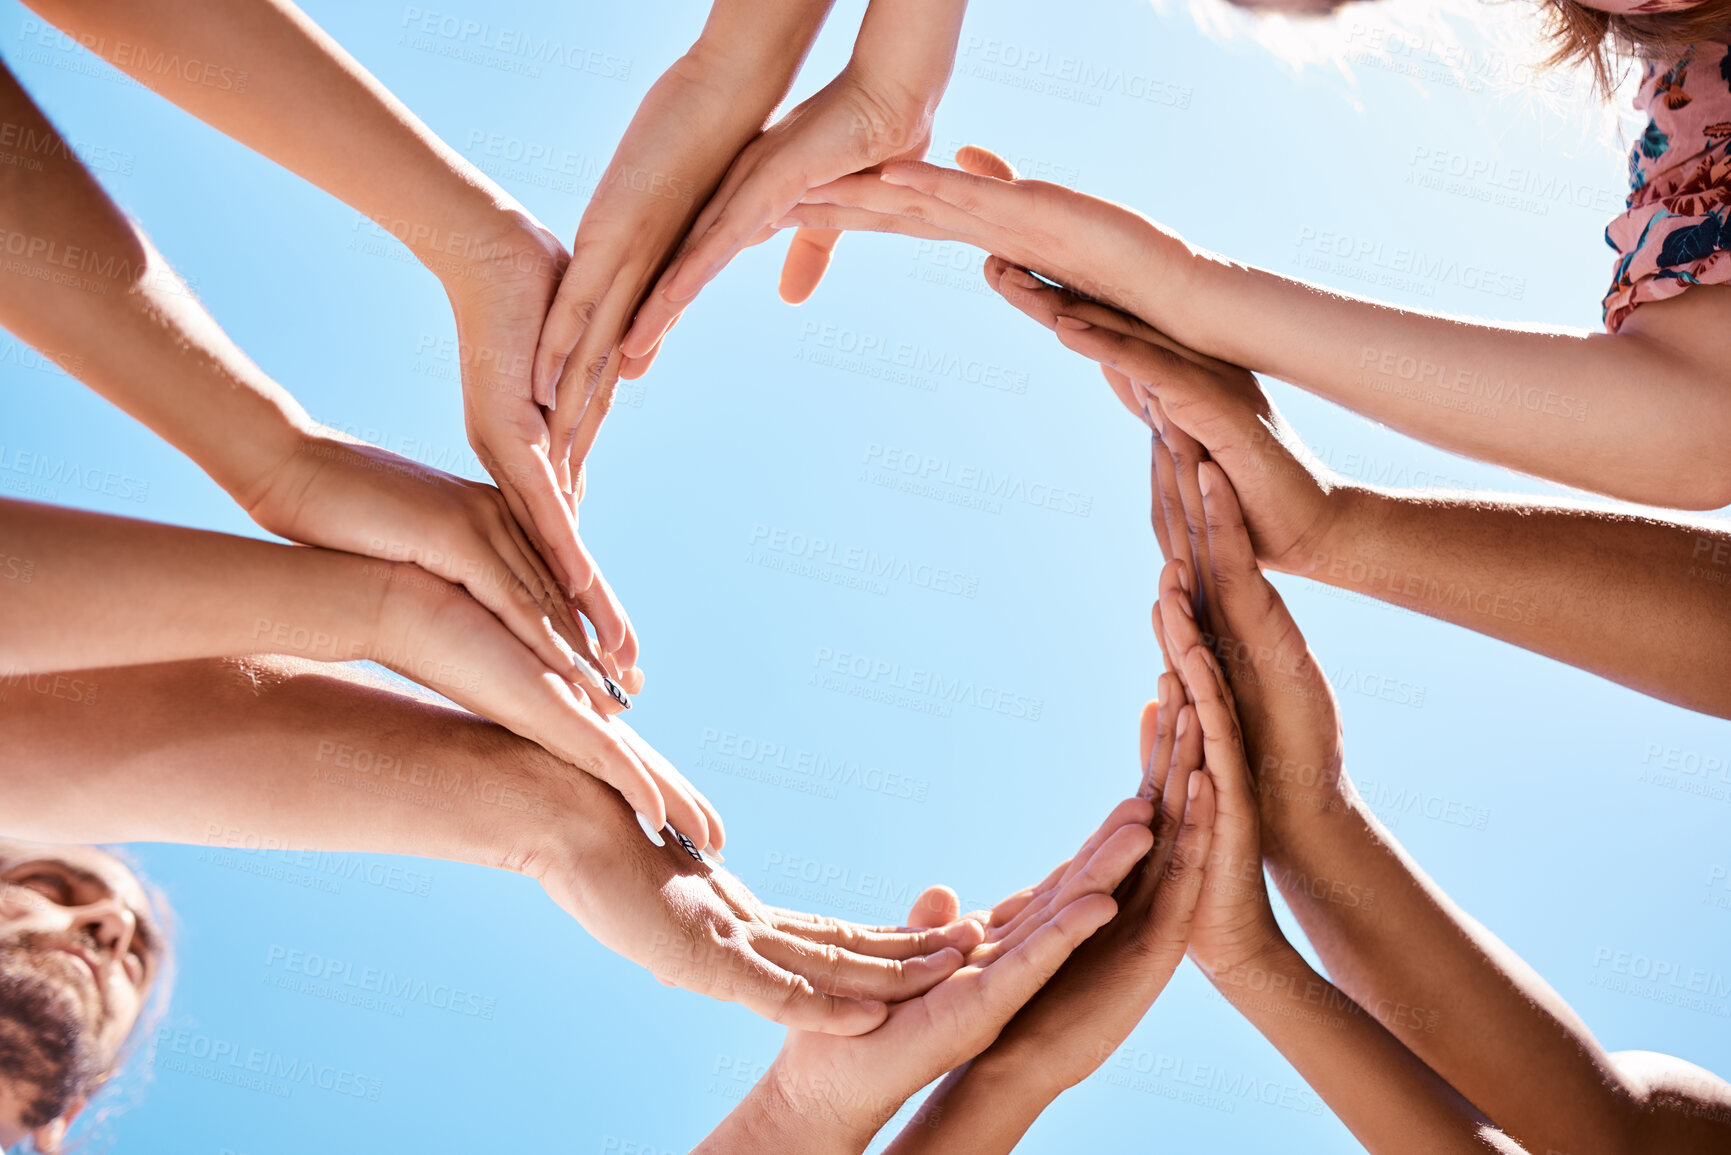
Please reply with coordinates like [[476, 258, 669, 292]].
[[261, 38, 1360, 1136]]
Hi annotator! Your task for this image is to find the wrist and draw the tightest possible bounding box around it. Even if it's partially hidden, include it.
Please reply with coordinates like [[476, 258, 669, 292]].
[[963, 1045, 1071, 1106], [698, 1065, 868, 1155]]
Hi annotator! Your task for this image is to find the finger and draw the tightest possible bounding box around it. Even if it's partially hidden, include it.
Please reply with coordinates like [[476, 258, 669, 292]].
[[1152, 431, 1198, 593], [610, 719, 721, 851], [1138, 699, 1161, 795], [757, 930, 964, 1003], [532, 262, 610, 408], [479, 522, 619, 709], [1148, 673, 1184, 799], [1159, 584, 1208, 688], [908, 884, 962, 929], [1158, 419, 1218, 632], [954, 145, 1019, 181], [548, 337, 622, 483], [515, 680, 667, 831], [617, 311, 681, 381], [987, 795, 1154, 943], [566, 532, 637, 669], [1198, 461, 1286, 655], [1184, 645, 1252, 795], [978, 822, 1153, 962], [1137, 767, 1215, 959], [779, 227, 842, 304], [491, 459, 593, 605], [943, 891, 1119, 1026], [768, 906, 985, 958], [733, 959, 890, 1037], [876, 159, 1023, 217], [658, 157, 813, 309]]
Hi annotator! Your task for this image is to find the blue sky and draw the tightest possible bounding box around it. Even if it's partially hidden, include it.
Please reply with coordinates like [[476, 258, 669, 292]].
[[3, 0, 1729, 1151]]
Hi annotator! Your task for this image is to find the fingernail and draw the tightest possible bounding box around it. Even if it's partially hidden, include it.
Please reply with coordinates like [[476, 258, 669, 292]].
[[860, 999, 888, 1013], [665, 825, 705, 862], [1056, 316, 1092, 330], [604, 675, 632, 710], [1177, 563, 1193, 598], [1198, 464, 1218, 497], [1188, 770, 1203, 800], [878, 168, 912, 186], [1004, 268, 1040, 290], [1177, 595, 1195, 620], [1176, 711, 1192, 740]]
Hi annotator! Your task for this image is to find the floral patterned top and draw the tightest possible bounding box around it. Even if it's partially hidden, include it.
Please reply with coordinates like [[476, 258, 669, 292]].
[[1603, 42, 1731, 332]]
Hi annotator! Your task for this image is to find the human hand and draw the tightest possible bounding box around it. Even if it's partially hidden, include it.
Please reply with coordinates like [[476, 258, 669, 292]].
[[525, 777, 986, 1040], [951, 700, 1217, 1101], [1153, 460, 1346, 867], [358, 553, 720, 846], [706, 802, 1154, 1152], [619, 2, 969, 370], [246, 428, 631, 711], [781, 146, 1187, 324], [985, 260, 1346, 578], [430, 205, 644, 690]]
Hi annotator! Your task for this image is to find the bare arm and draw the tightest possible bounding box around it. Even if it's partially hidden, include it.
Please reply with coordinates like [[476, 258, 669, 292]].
[[0, 496, 719, 843], [788, 158, 1731, 509], [978, 266, 1731, 719], [0, 655, 976, 1034], [18, 0, 639, 657], [1153, 447, 1731, 1155]]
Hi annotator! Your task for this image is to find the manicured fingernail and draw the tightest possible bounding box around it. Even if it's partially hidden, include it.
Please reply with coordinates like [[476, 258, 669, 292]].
[[878, 168, 912, 186], [1188, 770, 1203, 800], [604, 675, 632, 710], [1056, 316, 1092, 330], [665, 825, 705, 862], [1004, 268, 1040, 290]]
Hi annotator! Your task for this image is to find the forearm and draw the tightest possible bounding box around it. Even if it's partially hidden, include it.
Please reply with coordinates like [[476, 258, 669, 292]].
[[22, 0, 513, 272], [879, 1060, 1049, 1155], [1259, 789, 1639, 1153], [1207, 940, 1518, 1155], [0, 654, 582, 872], [694, 1068, 868, 1155], [850, 0, 967, 113], [1168, 258, 1730, 507], [0, 497, 380, 672], [0, 62, 309, 501], [1298, 487, 1731, 718]]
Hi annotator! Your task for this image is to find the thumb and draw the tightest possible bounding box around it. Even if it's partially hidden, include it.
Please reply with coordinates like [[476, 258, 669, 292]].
[[907, 884, 962, 929], [956, 145, 1019, 180], [779, 227, 842, 304]]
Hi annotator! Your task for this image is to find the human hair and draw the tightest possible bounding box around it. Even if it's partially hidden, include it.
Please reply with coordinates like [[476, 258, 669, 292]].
[[1535, 0, 1731, 96]]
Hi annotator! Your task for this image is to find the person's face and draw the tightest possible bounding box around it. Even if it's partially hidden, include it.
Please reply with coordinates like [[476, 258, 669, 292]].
[[0, 844, 160, 1150]]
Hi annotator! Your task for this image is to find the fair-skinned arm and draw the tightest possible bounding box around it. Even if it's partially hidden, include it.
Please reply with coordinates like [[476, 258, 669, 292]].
[[977, 259, 1731, 720], [786, 149, 1731, 510], [18, 0, 639, 679], [1152, 448, 1731, 1154], [0, 655, 980, 1034], [0, 496, 721, 848], [541, 0, 970, 481], [695, 792, 1198, 1154], [0, 50, 637, 708]]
